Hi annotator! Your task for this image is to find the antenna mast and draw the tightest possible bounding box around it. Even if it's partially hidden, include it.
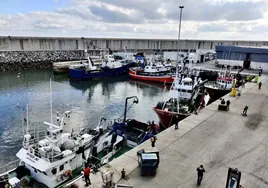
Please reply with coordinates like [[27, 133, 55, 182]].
[[26, 104, 29, 134], [50, 79, 53, 124]]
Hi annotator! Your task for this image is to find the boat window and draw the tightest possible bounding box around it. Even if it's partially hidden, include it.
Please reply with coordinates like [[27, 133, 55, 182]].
[[51, 168, 57, 175], [187, 90, 192, 93], [60, 164, 64, 171], [103, 141, 108, 147], [177, 89, 181, 92], [47, 131, 50, 136], [42, 172, 47, 176], [182, 89, 186, 92]]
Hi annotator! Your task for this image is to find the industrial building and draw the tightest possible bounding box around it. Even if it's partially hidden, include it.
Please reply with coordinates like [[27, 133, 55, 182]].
[[215, 45, 268, 69]]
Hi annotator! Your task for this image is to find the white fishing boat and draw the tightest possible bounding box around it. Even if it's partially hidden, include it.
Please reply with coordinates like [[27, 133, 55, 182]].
[[0, 110, 124, 188], [0, 80, 125, 188], [153, 59, 209, 129]]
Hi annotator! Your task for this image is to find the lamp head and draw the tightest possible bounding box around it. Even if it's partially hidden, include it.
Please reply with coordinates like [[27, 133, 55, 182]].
[[179, 6, 184, 9], [133, 98, 139, 104]]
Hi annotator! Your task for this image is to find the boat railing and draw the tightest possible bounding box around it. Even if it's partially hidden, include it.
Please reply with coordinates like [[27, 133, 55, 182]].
[[0, 159, 21, 175], [22, 135, 47, 149]]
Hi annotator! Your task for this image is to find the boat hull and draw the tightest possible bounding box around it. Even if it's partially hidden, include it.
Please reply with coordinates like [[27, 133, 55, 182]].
[[204, 85, 231, 103], [129, 68, 174, 84], [70, 64, 130, 80], [152, 107, 190, 130]]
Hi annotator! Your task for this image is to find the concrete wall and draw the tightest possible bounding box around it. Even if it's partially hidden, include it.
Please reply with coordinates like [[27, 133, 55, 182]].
[[1, 36, 268, 52]]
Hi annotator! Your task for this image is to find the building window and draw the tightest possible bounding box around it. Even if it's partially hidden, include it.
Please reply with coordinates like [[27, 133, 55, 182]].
[[60, 164, 64, 172]]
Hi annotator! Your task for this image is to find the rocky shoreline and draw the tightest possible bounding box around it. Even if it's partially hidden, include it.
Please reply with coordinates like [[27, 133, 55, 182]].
[[0, 50, 84, 71]]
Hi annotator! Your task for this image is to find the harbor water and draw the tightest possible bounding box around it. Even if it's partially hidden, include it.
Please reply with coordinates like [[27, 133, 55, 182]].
[[0, 69, 168, 167]]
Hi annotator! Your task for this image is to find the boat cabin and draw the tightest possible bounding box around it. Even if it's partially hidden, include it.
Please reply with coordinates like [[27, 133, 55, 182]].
[[216, 76, 233, 90], [169, 77, 197, 101]]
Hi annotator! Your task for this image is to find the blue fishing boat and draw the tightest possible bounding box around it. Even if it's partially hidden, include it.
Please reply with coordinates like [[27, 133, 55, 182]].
[[69, 55, 133, 80], [108, 96, 158, 148]]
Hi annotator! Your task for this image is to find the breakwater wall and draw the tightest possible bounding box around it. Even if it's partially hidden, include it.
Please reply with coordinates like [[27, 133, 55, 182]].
[[0, 50, 84, 71], [0, 36, 267, 71]]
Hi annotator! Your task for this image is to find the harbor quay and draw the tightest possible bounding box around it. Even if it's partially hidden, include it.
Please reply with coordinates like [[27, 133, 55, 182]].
[[72, 76, 268, 187]]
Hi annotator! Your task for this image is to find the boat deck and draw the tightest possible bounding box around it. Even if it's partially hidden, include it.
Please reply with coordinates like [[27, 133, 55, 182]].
[[70, 75, 268, 188]]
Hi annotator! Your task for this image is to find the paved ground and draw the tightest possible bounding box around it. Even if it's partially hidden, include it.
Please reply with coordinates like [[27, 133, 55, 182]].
[[72, 75, 268, 188]]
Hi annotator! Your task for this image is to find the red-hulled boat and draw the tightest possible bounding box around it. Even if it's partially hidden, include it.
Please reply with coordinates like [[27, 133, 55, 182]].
[[129, 59, 174, 84], [153, 74, 209, 130], [129, 68, 174, 84]]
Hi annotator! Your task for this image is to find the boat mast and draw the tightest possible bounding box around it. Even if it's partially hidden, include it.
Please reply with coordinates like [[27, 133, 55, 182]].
[[225, 46, 232, 77], [50, 78, 53, 124], [26, 104, 29, 134]]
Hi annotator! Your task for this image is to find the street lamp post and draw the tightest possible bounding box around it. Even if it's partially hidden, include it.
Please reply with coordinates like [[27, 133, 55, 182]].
[[176, 6, 184, 65]]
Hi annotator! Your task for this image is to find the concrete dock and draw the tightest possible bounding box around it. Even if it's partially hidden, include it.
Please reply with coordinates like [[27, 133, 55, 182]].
[[72, 76, 268, 188]]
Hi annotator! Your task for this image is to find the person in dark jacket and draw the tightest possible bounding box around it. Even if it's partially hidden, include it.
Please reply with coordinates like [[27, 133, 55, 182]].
[[196, 165, 206, 186], [226, 100, 230, 110], [151, 136, 156, 147], [259, 82, 262, 90], [242, 105, 249, 116]]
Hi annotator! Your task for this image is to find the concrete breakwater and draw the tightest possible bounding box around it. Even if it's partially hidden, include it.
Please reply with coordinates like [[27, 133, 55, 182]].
[[0, 36, 267, 71], [0, 50, 84, 71]]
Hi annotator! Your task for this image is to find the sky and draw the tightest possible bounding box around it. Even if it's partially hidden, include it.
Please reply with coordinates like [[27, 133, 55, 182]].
[[0, 0, 268, 40]]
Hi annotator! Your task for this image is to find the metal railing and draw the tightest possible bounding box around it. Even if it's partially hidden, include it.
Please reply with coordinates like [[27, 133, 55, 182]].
[[0, 159, 20, 175]]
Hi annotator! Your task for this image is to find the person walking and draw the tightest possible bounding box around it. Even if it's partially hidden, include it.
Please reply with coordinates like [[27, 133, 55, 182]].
[[196, 165, 205, 186], [83, 164, 91, 187], [226, 100, 230, 110], [175, 121, 179, 130], [242, 105, 249, 116], [151, 136, 156, 147], [259, 82, 262, 90], [175, 116, 179, 130]]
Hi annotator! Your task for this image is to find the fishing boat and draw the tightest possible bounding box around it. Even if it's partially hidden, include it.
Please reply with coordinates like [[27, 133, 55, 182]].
[[69, 54, 133, 80], [107, 96, 158, 148], [204, 72, 235, 102], [0, 81, 126, 188], [153, 73, 208, 130], [129, 57, 174, 84], [0, 108, 126, 188]]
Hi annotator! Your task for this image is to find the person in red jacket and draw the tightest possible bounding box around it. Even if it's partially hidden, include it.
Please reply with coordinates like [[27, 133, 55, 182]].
[[83, 165, 91, 186]]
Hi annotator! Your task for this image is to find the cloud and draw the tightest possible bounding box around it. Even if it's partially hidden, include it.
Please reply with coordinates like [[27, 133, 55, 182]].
[[0, 0, 268, 40]]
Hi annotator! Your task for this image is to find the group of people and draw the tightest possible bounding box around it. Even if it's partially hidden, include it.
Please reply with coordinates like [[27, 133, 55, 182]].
[[221, 98, 249, 116]]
